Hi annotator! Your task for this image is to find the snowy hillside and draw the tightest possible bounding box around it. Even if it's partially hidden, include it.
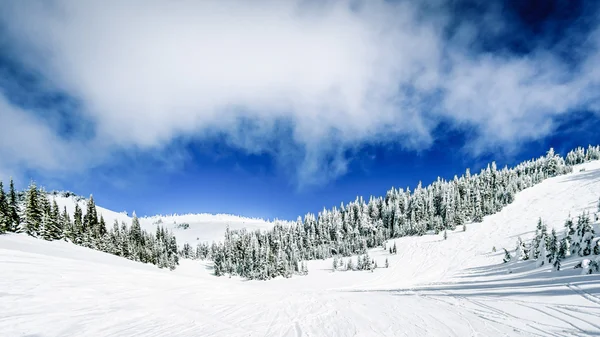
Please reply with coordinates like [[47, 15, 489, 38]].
[[2, 162, 600, 336], [140, 213, 287, 246], [50, 195, 279, 245]]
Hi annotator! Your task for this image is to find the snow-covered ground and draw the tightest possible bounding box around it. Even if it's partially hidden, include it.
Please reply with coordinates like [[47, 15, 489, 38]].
[[2, 162, 600, 336]]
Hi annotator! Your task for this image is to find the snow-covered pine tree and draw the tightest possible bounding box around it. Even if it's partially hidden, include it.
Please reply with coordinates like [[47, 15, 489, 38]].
[[73, 204, 83, 244], [532, 218, 545, 259], [84, 195, 99, 236], [0, 181, 8, 233], [536, 234, 548, 268], [514, 237, 525, 261], [24, 182, 42, 237], [8, 178, 20, 231], [575, 212, 593, 256], [547, 228, 558, 263], [555, 237, 568, 271]]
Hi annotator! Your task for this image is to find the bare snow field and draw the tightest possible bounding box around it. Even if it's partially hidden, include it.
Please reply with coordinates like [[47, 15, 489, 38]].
[[2, 162, 600, 336]]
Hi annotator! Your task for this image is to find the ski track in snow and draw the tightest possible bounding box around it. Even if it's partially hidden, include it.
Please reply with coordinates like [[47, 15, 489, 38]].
[[3, 162, 600, 336]]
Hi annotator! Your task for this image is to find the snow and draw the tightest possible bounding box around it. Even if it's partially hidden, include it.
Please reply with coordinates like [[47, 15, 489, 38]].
[[51, 196, 280, 245], [2, 161, 600, 336], [138, 213, 285, 246]]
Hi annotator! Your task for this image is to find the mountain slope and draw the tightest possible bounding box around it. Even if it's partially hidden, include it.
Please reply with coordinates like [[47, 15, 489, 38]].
[[51, 195, 280, 245], [2, 161, 600, 336]]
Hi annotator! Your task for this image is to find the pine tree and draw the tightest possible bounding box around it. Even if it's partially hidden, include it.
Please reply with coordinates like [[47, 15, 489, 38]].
[[8, 178, 20, 231], [555, 237, 568, 271], [533, 218, 544, 259], [564, 215, 575, 235], [73, 204, 83, 244], [24, 181, 42, 236], [0, 181, 8, 233], [536, 234, 547, 267], [514, 237, 525, 261], [547, 228, 558, 263], [48, 199, 63, 240], [99, 215, 107, 237], [84, 195, 99, 235]]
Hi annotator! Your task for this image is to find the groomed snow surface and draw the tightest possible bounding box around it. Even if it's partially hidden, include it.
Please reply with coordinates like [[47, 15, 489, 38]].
[[3, 162, 600, 336]]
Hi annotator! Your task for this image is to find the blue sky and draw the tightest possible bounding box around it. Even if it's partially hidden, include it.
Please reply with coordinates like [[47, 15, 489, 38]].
[[1, 0, 600, 220]]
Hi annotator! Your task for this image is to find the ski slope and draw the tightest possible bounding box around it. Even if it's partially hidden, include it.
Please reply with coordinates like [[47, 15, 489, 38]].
[[2, 162, 600, 336], [51, 196, 279, 245]]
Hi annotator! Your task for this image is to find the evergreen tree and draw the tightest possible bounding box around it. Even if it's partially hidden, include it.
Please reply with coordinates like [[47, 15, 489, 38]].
[[8, 178, 19, 231], [536, 234, 548, 267], [84, 195, 99, 235], [0, 181, 8, 233], [99, 215, 107, 237], [73, 204, 83, 244], [547, 228, 558, 263], [564, 215, 575, 236], [555, 237, 568, 271], [514, 237, 525, 261], [24, 182, 42, 236]]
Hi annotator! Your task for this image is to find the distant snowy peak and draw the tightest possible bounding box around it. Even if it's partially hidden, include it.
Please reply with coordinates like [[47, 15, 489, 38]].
[[138, 213, 288, 246], [43, 194, 283, 244]]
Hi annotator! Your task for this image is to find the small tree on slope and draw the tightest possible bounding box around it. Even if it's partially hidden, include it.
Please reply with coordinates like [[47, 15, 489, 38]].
[[536, 234, 548, 268], [547, 229, 558, 263], [554, 237, 568, 271], [514, 237, 525, 262], [503, 249, 511, 263]]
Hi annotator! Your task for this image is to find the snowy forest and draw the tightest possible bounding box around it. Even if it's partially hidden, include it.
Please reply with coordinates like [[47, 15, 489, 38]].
[[185, 145, 600, 280], [0, 182, 179, 270], [505, 208, 600, 274], [2, 145, 600, 279]]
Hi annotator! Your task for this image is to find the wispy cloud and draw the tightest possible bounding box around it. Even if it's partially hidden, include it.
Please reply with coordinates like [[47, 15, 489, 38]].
[[0, 0, 599, 186]]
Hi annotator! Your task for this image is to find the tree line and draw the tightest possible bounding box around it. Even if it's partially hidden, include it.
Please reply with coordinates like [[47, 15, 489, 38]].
[[0, 181, 179, 270], [182, 145, 599, 280], [2, 145, 600, 279]]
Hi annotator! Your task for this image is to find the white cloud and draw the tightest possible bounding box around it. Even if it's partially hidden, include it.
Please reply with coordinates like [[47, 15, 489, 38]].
[[0, 94, 88, 180], [0, 0, 599, 185]]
